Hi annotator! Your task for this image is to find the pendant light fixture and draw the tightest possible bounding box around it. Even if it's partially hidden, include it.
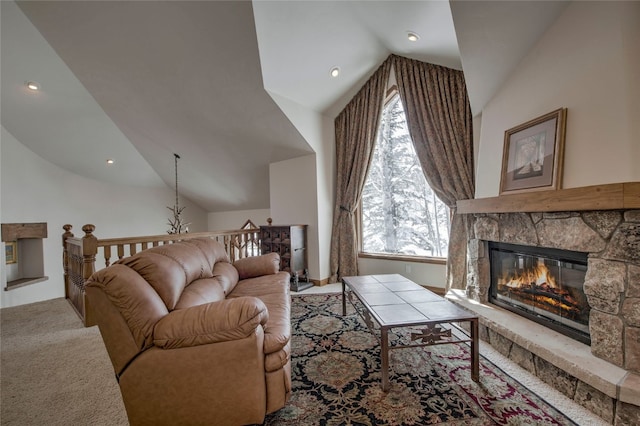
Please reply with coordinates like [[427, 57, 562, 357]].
[[167, 153, 191, 234]]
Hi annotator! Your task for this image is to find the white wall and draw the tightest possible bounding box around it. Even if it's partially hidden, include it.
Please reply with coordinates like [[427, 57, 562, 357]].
[[0, 127, 208, 308], [268, 92, 335, 283], [359, 258, 446, 289], [475, 1, 640, 198], [269, 154, 320, 279], [208, 209, 271, 231]]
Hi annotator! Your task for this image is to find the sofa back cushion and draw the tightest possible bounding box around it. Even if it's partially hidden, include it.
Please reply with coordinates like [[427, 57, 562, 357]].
[[87, 263, 169, 353], [116, 238, 234, 311]]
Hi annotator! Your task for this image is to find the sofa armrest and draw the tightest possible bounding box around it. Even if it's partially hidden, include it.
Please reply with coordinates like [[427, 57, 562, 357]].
[[154, 297, 269, 349], [233, 253, 280, 280]]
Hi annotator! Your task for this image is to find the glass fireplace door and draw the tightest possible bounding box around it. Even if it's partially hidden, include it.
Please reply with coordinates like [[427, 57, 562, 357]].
[[489, 242, 590, 344]]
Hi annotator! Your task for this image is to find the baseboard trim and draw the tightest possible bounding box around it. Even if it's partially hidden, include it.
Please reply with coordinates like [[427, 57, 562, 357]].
[[310, 277, 331, 286]]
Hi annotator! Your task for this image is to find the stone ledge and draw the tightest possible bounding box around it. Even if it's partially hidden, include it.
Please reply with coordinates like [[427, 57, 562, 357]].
[[620, 373, 640, 406], [446, 289, 640, 407]]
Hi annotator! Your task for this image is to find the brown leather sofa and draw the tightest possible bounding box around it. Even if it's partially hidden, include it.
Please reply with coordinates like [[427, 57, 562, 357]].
[[85, 238, 291, 425]]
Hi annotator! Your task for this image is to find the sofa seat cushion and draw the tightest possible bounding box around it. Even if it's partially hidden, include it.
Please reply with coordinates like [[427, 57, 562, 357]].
[[230, 272, 290, 298], [229, 273, 290, 356]]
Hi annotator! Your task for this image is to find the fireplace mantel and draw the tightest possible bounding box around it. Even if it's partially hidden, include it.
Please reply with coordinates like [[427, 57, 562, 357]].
[[457, 182, 640, 214]]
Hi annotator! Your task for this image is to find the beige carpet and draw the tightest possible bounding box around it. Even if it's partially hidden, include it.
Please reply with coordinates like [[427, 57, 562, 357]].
[[1, 289, 607, 425], [1, 298, 128, 425]]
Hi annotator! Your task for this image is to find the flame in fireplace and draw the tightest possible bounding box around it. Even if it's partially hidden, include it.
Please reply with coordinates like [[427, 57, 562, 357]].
[[504, 258, 557, 289], [489, 243, 591, 341], [500, 258, 582, 314]]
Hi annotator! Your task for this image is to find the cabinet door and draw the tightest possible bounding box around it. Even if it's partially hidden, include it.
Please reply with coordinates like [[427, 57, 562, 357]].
[[260, 227, 271, 254], [260, 225, 307, 278]]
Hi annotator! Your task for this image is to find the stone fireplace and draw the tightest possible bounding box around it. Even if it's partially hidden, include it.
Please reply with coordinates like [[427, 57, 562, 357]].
[[449, 208, 640, 424]]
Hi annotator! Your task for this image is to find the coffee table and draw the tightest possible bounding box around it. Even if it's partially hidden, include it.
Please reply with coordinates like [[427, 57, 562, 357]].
[[342, 274, 479, 391]]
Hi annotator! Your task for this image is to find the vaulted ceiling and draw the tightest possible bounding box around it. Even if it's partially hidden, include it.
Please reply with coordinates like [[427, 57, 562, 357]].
[[1, 0, 568, 212]]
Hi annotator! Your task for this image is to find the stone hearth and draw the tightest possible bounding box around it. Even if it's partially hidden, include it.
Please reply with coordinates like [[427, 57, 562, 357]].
[[450, 209, 640, 424]]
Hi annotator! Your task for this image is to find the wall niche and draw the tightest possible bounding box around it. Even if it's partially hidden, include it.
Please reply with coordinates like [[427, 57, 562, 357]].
[[2, 223, 48, 290]]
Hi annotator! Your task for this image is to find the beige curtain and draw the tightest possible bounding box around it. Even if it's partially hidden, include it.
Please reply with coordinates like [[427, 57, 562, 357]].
[[391, 55, 474, 291], [329, 58, 392, 282]]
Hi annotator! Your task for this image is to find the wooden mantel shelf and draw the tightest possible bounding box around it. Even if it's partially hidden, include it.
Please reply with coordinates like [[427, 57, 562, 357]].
[[457, 182, 640, 214]]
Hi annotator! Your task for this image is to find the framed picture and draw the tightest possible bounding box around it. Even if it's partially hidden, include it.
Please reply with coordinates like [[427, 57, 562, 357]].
[[499, 108, 567, 195], [5, 241, 17, 264]]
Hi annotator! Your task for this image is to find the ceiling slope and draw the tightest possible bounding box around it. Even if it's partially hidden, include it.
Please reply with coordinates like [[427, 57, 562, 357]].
[[450, 0, 570, 115], [14, 0, 312, 211], [1, 0, 164, 188], [3, 0, 571, 213], [253, 0, 462, 115]]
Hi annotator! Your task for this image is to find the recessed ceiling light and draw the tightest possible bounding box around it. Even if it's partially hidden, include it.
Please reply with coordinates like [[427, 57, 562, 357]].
[[407, 31, 420, 42], [106, 159, 115, 165], [330, 67, 340, 78], [25, 81, 40, 91]]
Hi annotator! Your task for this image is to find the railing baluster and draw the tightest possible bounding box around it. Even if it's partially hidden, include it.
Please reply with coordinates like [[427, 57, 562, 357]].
[[62, 224, 74, 301], [104, 246, 112, 267]]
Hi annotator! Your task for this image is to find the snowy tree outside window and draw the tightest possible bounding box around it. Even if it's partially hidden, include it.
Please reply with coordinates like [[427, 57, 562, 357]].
[[361, 93, 450, 257]]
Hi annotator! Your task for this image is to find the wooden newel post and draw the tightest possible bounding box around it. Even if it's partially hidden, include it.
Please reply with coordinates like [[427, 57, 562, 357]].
[[81, 224, 98, 327], [81, 224, 98, 281], [62, 224, 74, 300]]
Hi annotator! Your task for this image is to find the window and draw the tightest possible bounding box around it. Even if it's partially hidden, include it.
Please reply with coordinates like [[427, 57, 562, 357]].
[[360, 92, 450, 258]]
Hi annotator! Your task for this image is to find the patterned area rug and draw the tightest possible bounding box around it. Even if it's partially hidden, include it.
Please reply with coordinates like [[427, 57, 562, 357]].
[[263, 293, 576, 426]]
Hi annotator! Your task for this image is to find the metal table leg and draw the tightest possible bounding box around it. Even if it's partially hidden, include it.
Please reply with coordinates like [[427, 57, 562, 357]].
[[470, 318, 479, 382], [381, 327, 390, 392]]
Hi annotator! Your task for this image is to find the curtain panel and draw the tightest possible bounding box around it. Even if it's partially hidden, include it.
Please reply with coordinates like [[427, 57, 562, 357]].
[[391, 55, 474, 291], [329, 54, 474, 291], [329, 58, 392, 283]]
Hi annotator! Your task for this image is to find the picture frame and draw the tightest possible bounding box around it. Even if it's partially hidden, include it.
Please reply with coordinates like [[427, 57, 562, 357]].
[[499, 108, 567, 195], [5, 241, 17, 264]]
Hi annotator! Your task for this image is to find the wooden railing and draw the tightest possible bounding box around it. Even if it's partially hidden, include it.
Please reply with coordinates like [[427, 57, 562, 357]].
[[62, 223, 262, 326]]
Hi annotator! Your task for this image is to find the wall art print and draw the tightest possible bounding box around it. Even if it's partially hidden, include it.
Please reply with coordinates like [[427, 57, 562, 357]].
[[499, 108, 567, 194], [5, 241, 17, 264]]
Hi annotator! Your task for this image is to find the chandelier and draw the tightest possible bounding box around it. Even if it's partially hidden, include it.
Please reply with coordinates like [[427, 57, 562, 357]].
[[167, 153, 191, 234]]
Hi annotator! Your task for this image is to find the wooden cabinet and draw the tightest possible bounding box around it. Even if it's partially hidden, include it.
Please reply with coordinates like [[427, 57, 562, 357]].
[[260, 224, 312, 292]]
